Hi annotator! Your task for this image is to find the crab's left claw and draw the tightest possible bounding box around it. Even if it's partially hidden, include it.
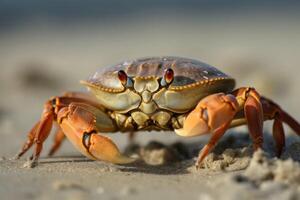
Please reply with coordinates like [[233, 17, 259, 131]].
[[176, 88, 266, 168], [175, 93, 239, 137], [57, 103, 137, 165], [175, 93, 240, 168]]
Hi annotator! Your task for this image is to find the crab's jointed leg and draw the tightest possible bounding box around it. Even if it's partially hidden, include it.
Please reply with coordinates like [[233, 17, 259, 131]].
[[15, 95, 136, 166], [14, 102, 54, 161], [233, 88, 264, 150], [227, 95, 300, 157], [260, 97, 300, 156], [14, 122, 41, 159]]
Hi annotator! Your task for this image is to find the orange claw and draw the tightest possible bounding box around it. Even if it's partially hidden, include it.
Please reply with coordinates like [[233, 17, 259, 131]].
[[88, 134, 136, 164], [176, 88, 268, 167], [175, 93, 239, 167], [57, 103, 136, 164], [175, 93, 239, 137]]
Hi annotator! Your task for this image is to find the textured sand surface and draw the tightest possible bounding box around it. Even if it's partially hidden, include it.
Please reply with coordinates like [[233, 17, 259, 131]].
[[1, 135, 299, 200]]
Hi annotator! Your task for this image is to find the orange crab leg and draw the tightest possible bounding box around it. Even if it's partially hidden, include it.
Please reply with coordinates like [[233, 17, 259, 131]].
[[14, 121, 40, 159], [31, 102, 55, 161], [14, 97, 81, 161], [281, 111, 300, 135], [232, 96, 300, 157], [272, 117, 285, 157], [260, 97, 300, 156], [239, 88, 264, 150], [219, 96, 300, 157], [14, 101, 54, 161], [196, 121, 232, 168]]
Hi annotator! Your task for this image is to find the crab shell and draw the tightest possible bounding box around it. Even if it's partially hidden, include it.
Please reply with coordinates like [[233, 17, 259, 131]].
[[81, 57, 235, 129]]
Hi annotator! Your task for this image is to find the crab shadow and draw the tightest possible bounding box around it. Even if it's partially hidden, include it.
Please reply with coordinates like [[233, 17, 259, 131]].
[[116, 159, 195, 175], [34, 133, 249, 175], [38, 155, 94, 164], [33, 132, 300, 175], [37, 154, 194, 175]]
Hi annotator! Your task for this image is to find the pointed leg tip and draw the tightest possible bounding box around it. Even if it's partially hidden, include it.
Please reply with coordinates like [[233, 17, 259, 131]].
[[22, 158, 38, 168], [275, 149, 283, 158], [195, 160, 204, 170], [47, 150, 55, 157], [194, 156, 205, 170]]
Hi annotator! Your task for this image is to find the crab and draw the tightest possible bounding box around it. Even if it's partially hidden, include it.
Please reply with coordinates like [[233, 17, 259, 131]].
[[14, 56, 300, 168]]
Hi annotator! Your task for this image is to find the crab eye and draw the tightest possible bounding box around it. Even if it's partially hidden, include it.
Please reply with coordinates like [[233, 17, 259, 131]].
[[118, 70, 128, 86], [161, 68, 174, 86], [118, 70, 133, 88]]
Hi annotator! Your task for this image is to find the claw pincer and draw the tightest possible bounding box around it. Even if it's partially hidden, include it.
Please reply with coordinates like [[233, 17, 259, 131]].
[[175, 93, 239, 137], [57, 103, 136, 164]]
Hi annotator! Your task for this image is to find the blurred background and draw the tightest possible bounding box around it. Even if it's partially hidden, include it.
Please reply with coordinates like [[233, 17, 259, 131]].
[[1, 0, 300, 156]]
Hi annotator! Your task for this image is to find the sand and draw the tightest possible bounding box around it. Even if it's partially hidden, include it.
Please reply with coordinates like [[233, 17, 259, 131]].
[[1, 132, 299, 200]]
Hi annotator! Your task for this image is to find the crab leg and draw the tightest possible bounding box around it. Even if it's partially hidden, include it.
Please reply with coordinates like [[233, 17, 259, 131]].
[[14, 96, 90, 161], [14, 102, 54, 161], [225, 96, 300, 157], [260, 97, 300, 156], [234, 88, 264, 150], [261, 97, 300, 135], [31, 102, 55, 161], [272, 118, 285, 157], [196, 121, 232, 167], [14, 122, 40, 159]]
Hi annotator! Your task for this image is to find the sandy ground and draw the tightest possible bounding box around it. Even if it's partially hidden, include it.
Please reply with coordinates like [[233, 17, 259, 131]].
[[1, 10, 300, 200], [1, 134, 299, 200]]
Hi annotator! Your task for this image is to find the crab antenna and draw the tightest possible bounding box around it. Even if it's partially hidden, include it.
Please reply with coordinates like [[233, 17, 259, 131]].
[[161, 68, 174, 86]]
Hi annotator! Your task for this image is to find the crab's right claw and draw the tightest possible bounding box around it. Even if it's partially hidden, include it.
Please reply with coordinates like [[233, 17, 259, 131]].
[[57, 104, 137, 165], [87, 133, 137, 164]]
